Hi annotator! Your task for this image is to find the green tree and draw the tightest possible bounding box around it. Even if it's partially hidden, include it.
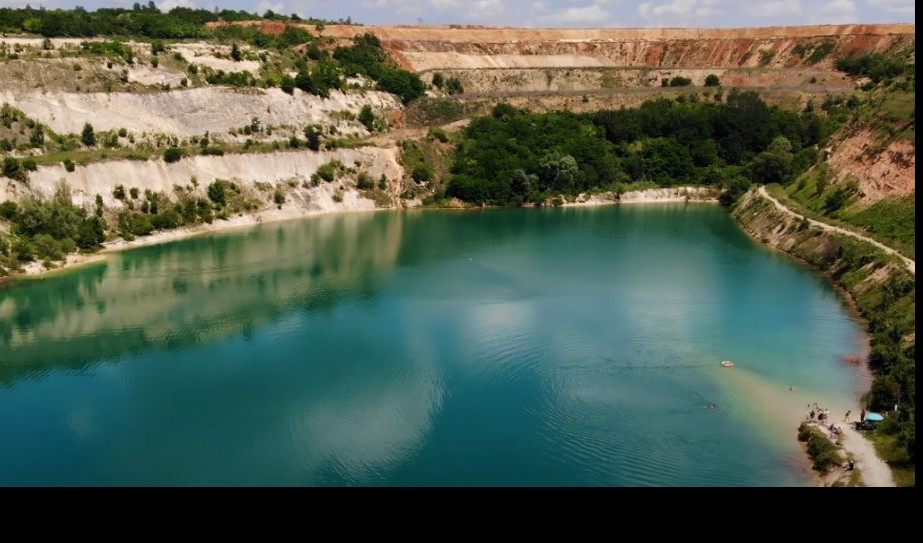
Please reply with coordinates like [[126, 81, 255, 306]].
[[230, 43, 243, 62], [539, 151, 580, 191], [704, 74, 721, 87], [751, 135, 794, 185]]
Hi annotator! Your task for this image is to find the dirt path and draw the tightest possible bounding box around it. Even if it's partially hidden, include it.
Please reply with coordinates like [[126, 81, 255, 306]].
[[838, 425, 896, 487], [758, 186, 916, 275], [459, 85, 850, 100]]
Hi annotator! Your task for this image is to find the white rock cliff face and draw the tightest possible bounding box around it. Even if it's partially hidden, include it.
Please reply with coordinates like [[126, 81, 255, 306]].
[[1, 147, 405, 210], [1, 87, 401, 136]]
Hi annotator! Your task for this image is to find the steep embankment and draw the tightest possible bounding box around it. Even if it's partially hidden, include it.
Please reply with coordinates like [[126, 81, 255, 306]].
[[759, 186, 915, 274], [734, 188, 914, 303]]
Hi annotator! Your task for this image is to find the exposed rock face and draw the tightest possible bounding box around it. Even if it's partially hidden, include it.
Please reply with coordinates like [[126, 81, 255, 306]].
[[233, 23, 915, 72], [0, 87, 400, 137], [2, 147, 403, 209], [826, 129, 916, 204]]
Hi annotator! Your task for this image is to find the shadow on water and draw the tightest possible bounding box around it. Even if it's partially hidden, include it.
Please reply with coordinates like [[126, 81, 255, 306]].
[[0, 212, 404, 383]]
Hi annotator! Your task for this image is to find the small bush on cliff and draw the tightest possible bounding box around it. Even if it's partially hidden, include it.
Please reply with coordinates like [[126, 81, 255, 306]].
[[359, 105, 377, 132], [704, 74, 721, 87], [81, 123, 96, 147], [2, 158, 25, 182]]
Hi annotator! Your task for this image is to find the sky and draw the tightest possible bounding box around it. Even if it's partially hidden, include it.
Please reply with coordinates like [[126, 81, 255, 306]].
[[0, 0, 915, 28]]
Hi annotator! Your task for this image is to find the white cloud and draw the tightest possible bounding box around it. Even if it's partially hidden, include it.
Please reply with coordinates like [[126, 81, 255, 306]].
[[637, 0, 723, 25], [256, 0, 284, 15], [748, 0, 802, 18], [811, 0, 857, 23], [157, 0, 196, 11], [865, 0, 915, 14], [359, 0, 502, 21], [535, 3, 613, 25]]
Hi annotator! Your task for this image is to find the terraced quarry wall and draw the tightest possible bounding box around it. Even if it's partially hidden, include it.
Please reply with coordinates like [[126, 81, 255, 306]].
[[242, 23, 914, 72]]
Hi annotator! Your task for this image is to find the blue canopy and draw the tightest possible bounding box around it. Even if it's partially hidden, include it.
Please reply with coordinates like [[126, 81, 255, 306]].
[[866, 413, 885, 422]]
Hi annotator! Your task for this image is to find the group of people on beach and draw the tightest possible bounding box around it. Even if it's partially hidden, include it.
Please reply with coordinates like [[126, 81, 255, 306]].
[[806, 403, 870, 448]]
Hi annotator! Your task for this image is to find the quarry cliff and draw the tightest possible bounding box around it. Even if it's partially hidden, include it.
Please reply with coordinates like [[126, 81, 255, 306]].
[[237, 23, 915, 72]]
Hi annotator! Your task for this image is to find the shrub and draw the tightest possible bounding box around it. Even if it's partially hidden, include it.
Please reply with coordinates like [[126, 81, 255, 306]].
[[64, 159, 76, 172], [445, 77, 464, 95], [799, 424, 842, 473], [357, 172, 374, 190], [280, 75, 296, 95], [163, 148, 184, 163], [304, 126, 321, 151], [2, 157, 24, 181], [207, 180, 232, 207], [316, 162, 338, 182], [0, 201, 19, 220], [22, 158, 37, 172], [358, 105, 376, 131], [704, 74, 721, 87], [113, 185, 126, 200], [412, 165, 434, 183], [273, 188, 286, 207], [81, 123, 96, 147], [428, 127, 449, 143]]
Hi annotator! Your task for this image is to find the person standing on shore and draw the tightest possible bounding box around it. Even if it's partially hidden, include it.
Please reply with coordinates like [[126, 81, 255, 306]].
[[844, 410, 851, 422], [860, 409, 866, 423]]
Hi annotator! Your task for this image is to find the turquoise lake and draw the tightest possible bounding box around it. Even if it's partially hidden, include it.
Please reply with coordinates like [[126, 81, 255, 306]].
[[0, 205, 866, 486]]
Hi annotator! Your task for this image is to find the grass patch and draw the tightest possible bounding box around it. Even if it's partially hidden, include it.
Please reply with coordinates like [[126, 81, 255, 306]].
[[880, 92, 915, 122], [405, 98, 466, 127], [843, 197, 915, 257], [868, 432, 916, 487]]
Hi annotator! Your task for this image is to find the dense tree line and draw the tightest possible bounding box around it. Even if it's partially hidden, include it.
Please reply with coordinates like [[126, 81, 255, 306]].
[[0, 5, 348, 39], [447, 92, 829, 206], [836, 53, 913, 83]]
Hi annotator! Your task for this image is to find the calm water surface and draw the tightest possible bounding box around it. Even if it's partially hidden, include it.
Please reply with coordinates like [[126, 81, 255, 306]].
[[0, 205, 865, 486]]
